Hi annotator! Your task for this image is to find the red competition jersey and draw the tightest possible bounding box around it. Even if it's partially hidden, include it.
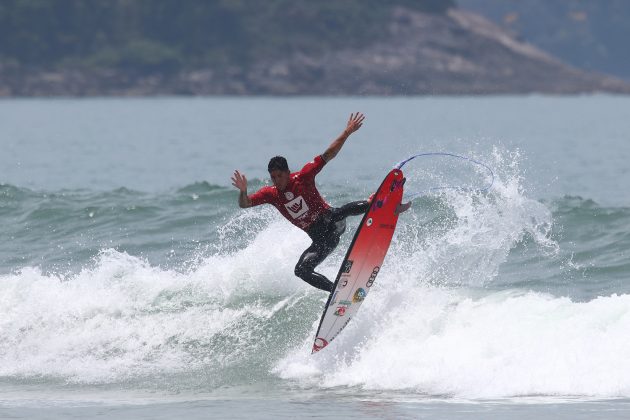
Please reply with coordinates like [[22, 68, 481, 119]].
[[249, 155, 331, 230]]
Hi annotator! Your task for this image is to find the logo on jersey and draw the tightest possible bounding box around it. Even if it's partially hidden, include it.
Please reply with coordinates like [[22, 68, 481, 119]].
[[284, 191, 294, 200], [284, 195, 309, 219]]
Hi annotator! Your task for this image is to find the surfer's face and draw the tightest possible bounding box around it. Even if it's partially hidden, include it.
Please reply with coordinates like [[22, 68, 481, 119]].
[[269, 169, 290, 191]]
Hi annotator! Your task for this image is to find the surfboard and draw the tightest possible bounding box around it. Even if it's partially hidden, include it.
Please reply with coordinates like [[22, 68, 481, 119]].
[[312, 169, 405, 353]]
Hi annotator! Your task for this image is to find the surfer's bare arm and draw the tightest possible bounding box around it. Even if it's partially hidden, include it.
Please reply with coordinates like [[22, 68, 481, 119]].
[[322, 112, 365, 162], [231, 170, 252, 208]]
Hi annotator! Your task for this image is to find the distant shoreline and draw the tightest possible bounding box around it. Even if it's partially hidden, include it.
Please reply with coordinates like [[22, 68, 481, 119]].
[[2, 8, 629, 97]]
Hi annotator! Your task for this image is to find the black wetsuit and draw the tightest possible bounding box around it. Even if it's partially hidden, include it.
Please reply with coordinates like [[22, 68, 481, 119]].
[[294, 200, 370, 292]]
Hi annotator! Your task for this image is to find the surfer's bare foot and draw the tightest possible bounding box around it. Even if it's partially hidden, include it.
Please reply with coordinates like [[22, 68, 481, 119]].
[[367, 193, 375, 204], [395, 202, 412, 215]]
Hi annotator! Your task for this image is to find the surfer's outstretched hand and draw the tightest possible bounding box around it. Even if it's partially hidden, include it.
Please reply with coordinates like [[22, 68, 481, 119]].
[[231, 170, 248, 192], [323, 112, 366, 162], [344, 112, 365, 135]]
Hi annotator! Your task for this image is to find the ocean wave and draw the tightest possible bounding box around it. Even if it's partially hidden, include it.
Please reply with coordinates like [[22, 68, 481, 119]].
[[0, 245, 322, 386], [2, 150, 630, 398]]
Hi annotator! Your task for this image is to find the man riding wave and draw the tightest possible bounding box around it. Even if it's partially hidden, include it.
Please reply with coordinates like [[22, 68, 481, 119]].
[[231, 113, 371, 292]]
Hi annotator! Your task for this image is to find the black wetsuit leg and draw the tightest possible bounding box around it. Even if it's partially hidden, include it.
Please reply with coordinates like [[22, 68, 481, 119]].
[[331, 200, 370, 222], [294, 200, 370, 292], [294, 235, 340, 292]]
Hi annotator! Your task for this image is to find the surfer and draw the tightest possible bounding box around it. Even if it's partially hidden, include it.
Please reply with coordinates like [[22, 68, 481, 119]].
[[231, 112, 371, 292]]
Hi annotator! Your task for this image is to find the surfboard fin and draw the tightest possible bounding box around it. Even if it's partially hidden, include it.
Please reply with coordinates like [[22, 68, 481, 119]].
[[395, 202, 412, 215]]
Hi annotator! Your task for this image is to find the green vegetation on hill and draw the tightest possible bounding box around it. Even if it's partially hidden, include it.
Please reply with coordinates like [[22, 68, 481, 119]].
[[0, 0, 454, 73]]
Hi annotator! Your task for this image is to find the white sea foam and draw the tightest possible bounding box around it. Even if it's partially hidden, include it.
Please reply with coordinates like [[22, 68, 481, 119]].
[[276, 288, 630, 398], [388, 147, 556, 289], [0, 218, 318, 383]]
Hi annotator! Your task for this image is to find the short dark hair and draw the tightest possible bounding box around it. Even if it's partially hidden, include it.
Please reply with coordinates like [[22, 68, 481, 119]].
[[268, 156, 289, 172]]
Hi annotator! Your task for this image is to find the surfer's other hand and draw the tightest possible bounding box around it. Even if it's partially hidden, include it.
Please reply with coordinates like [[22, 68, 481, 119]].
[[231, 170, 248, 192]]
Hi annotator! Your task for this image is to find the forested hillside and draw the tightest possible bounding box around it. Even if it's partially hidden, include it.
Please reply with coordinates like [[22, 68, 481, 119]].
[[0, 0, 452, 73], [0, 0, 627, 95]]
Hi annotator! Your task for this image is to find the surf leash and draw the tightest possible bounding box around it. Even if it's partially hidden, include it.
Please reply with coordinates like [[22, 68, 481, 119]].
[[394, 152, 494, 201]]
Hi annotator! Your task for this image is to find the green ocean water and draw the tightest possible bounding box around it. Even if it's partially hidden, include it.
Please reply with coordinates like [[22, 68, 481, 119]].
[[2, 96, 630, 419]]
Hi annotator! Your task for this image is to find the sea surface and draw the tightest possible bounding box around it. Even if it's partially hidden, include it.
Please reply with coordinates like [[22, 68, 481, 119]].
[[1, 96, 630, 419]]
